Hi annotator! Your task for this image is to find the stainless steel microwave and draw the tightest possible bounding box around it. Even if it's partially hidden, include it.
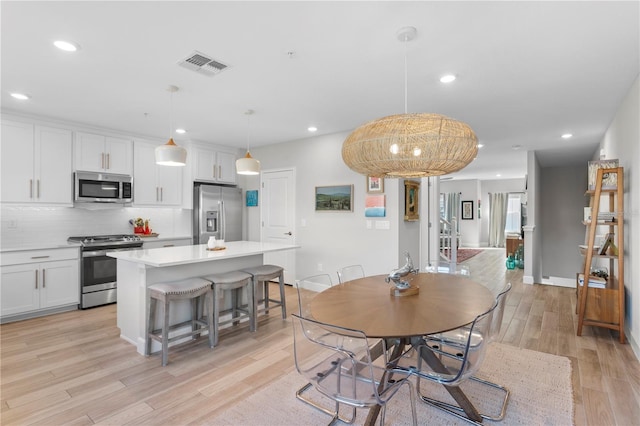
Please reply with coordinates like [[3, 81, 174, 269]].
[[74, 171, 133, 203]]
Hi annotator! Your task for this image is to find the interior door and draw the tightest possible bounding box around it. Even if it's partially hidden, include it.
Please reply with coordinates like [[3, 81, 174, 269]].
[[261, 168, 296, 284]]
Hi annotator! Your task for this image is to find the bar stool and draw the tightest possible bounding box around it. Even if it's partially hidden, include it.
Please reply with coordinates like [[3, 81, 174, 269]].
[[147, 277, 214, 366], [203, 271, 255, 346], [242, 264, 286, 323]]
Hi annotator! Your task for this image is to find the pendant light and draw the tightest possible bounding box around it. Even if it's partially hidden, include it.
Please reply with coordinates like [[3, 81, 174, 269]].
[[155, 85, 187, 166], [342, 27, 478, 178], [236, 109, 260, 175]]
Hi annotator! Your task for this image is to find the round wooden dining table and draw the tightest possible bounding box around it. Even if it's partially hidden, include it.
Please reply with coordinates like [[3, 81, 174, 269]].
[[310, 273, 494, 338], [309, 272, 495, 425]]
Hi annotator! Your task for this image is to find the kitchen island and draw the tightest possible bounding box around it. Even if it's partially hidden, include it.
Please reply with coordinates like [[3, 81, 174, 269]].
[[108, 241, 299, 355]]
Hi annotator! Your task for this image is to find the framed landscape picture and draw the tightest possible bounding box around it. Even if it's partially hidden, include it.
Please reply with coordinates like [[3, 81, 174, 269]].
[[366, 176, 384, 193], [462, 200, 474, 220], [315, 185, 353, 211]]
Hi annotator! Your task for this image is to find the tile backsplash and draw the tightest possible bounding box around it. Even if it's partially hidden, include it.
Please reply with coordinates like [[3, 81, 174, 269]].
[[1, 205, 191, 247]]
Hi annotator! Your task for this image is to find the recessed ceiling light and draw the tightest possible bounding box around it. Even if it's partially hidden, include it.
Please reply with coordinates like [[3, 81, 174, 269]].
[[496, 174, 502, 177], [477, 143, 484, 148], [175, 128, 186, 134], [10, 93, 30, 100], [308, 126, 317, 132], [440, 74, 456, 83], [561, 133, 573, 139], [54, 40, 80, 52]]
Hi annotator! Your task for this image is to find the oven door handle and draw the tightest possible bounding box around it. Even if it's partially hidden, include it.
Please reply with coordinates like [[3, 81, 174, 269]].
[[83, 247, 141, 258]]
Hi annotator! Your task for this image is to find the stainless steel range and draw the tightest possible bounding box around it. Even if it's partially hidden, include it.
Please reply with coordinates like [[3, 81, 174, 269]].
[[68, 234, 143, 308]]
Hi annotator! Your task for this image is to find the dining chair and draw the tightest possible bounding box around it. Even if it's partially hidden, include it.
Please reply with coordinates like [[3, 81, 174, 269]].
[[294, 273, 334, 317], [337, 264, 365, 284], [399, 299, 508, 424], [291, 313, 417, 425]]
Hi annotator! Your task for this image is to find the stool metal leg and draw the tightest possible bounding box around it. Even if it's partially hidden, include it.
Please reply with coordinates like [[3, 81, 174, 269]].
[[147, 297, 157, 356], [213, 286, 221, 346], [278, 272, 286, 319], [263, 280, 270, 314], [161, 299, 170, 366]]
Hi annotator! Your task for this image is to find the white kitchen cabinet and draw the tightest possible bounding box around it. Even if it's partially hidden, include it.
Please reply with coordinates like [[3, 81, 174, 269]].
[[133, 140, 182, 206], [1, 248, 79, 321], [75, 131, 133, 174], [1, 120, 73, 205], [193, 145, 236, 184], [142, 237, 192, 249]]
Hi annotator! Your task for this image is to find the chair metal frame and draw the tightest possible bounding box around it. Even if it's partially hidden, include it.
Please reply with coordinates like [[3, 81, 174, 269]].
[[292, 313, 417, 426], [397, 303, 502, 425]]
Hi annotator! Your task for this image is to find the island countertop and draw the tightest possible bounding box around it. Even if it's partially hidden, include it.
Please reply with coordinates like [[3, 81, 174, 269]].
[[107, 240, 300, 268]]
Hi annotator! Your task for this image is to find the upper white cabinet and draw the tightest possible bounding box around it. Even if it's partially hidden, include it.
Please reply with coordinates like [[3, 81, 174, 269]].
[[75, 131, 133, 174], [193, 145, 236, 184], [1, 120, 73, 205], [133, 139, 182, 206]]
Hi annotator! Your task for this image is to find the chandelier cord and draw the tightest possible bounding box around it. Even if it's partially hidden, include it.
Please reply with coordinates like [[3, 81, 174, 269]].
[[169, 89, 173, 139], [245, 110, 253, 152], [403, 35, 408, 114]]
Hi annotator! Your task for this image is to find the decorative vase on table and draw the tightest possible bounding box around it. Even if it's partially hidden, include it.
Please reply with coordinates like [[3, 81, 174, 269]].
[[207, 236, 216, 249]]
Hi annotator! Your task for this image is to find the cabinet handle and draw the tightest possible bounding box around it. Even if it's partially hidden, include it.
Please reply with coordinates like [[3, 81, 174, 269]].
[[163, 244, 174, 247], [160, 187, 163, 202], [37, 179, 40, 198], [42, 269, 46, 288], [218, 166, 222, 179], [107, 153, 110, 169], [29, 179, 33, 198], [101, 153, 105, 169], [35, 270, 38, 289], [30, 255, 50, 259], [156, 187, 159, 202], [213, 165, 216, 179]]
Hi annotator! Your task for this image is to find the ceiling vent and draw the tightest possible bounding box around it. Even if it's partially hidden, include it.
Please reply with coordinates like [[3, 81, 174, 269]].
[[178, 51, 229, 76]]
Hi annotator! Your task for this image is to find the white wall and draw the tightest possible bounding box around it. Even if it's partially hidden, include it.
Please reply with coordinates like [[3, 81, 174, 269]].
[[599, 75, 639, 355], [248, 131, 412, 282]]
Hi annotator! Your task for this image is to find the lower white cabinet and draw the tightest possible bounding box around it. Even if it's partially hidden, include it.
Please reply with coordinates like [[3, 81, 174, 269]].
[[1, 248, 79, 320]]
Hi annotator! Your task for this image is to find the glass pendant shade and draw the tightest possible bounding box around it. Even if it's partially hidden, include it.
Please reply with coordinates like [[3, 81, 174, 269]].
[[155, 138, 187, 166], [342, 113, 478, 178], [236, 151, 260, 175]]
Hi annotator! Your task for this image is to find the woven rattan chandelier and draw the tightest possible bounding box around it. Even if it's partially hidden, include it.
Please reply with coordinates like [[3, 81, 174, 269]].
[[342, 27, 478, 178]]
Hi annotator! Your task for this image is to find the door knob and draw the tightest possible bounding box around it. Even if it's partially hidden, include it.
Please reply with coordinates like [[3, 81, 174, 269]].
[[284, 231, 292, 236]]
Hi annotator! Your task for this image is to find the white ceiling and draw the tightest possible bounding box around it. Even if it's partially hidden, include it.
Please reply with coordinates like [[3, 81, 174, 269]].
[[2, 1, 638, 181]]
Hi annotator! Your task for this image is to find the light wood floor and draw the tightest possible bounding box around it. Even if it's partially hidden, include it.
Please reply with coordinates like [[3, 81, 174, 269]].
[[1, 248, 639, 425]]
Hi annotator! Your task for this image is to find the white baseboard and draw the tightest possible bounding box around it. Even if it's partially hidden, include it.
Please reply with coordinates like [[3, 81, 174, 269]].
[[523, 275, 534, 285]]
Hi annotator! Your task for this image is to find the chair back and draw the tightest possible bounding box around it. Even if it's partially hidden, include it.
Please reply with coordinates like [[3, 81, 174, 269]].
[[337, 264, 365, 284], [488, 282, 512, 342], [291, 313, 400, 407], [294, 274, 333, 317], [413, 303, 496, 386]]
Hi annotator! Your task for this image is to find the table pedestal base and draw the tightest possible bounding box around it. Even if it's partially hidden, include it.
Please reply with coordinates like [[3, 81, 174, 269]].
[[390, 284, 419, 297]]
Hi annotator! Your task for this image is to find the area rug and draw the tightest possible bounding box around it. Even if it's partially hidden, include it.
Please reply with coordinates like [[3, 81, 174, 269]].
[[442, 248, 483, 263], [210, 343, 574, 425]]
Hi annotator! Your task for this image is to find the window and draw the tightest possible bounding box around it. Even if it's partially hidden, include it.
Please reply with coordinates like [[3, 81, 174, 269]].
[[504, 193, 522, 233]]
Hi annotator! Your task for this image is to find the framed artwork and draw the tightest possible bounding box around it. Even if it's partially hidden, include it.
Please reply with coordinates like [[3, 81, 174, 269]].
[[462, 200, 474, 220], [365, 195, 386, 217], [246, 190, 258, 207], [315, 185, 353, 211], [366, 176, 384, 193], [404, 180, 420, 221]]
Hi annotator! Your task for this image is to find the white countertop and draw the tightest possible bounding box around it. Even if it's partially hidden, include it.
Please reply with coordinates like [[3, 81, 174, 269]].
[[107, 240, 300, 267]]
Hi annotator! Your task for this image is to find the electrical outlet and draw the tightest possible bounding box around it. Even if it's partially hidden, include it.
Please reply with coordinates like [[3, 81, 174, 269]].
[[317, 263, 323, 272]]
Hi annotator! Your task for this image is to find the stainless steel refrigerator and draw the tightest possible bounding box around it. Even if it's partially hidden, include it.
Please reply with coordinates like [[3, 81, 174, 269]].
[[193, 183, 243, 244]]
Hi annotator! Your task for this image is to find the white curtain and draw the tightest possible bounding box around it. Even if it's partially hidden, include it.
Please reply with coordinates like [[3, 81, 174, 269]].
[[489, 193, 508, 247]]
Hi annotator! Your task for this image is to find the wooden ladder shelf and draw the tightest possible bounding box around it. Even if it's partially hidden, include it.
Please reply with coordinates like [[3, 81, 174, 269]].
[[577, 167, 625, 343]]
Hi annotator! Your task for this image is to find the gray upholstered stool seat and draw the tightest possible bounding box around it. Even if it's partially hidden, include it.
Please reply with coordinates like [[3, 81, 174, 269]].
[[203, 271, 255, 346], [147, 277, 214, 366], [241, 264, 286, 323]]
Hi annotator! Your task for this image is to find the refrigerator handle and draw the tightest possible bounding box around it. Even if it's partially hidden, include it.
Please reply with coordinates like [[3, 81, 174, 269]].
[[220, 200, 226, 240]]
